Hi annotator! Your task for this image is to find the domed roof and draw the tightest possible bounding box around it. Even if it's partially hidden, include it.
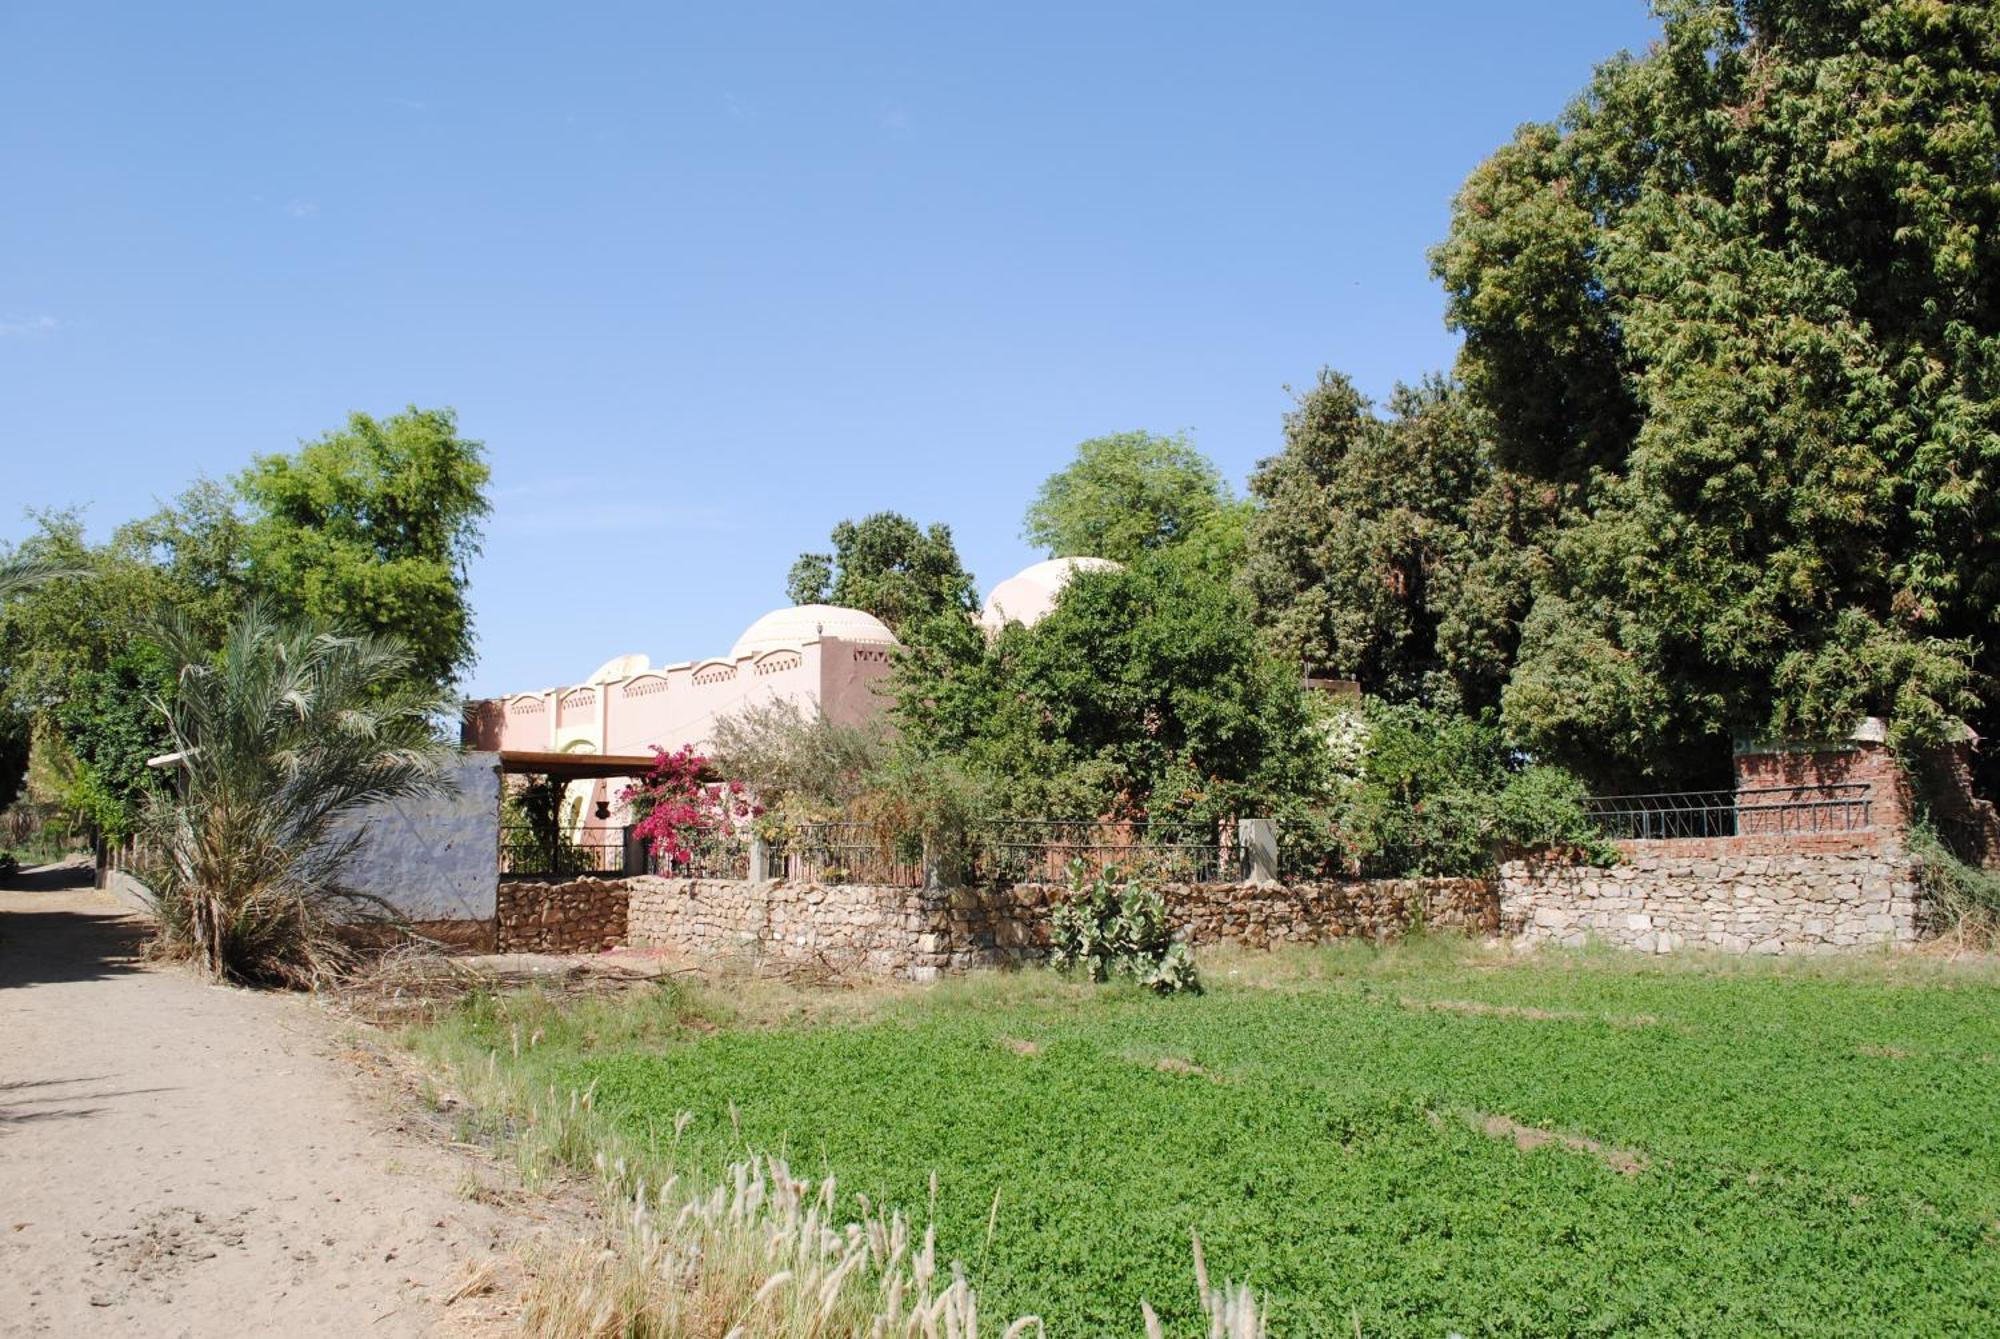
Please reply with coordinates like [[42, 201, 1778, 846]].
[[979, 557, 1121, 632], [586, 652, 652, 684], [730, 604, 898, 658]]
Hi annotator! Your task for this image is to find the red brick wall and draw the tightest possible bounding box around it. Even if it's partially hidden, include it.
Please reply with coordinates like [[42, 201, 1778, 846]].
[[1733, 742, 1907, 834]]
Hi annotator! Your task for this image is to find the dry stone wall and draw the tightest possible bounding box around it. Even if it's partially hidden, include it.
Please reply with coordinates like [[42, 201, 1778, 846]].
[[624, 875, 1498, 981], [496, 838, 1930, 971], [1500, 835, 1923, 954], [495, 877, 629, 952]]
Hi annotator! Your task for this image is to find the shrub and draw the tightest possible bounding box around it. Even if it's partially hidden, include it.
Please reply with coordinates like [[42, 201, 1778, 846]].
[[139, 606, 455, 987], [1048, 863, 1199, 994], [1327, 700, 1610, 877]]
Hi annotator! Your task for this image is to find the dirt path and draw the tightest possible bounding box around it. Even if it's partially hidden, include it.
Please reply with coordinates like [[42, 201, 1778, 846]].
[[0, 877, 516, 1337]]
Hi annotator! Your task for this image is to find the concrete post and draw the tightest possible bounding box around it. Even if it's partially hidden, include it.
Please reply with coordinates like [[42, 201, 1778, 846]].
[[749, 835, 772, 883], [1238, 818, 1279, 886]]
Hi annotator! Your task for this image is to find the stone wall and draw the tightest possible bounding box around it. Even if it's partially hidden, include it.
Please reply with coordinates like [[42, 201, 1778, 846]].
[[1500, 834, 1923, 954], [1162, 877, 1499, 946], [624, 875, 1498, 981], [495, 877, 629, 952]]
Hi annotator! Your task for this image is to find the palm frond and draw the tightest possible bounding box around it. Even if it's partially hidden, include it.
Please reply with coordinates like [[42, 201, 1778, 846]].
[[139, 604, 459, 987]]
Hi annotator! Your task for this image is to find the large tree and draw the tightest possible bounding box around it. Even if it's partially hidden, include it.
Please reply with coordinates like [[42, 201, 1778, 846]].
[[1437, 0, 2000, 784], [238, 406, 490, 692], [1245, 372, 1505, 703], [0, 497, 241, 825], [3, 407, 489, 837], [890, 548, 1333, 827], [1022, 431, 1235, 564], [786, 511, 977, 635]]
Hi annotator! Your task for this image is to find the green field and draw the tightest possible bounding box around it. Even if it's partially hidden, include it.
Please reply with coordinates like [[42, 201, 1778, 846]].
[[425, 943, 2000, 1334]]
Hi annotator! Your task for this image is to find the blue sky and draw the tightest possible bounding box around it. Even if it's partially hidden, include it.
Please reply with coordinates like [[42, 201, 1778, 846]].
[[2, 2, 1662, 698]]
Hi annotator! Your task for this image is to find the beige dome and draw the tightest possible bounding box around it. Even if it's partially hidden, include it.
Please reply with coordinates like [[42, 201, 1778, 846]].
[[586, 652, 652, 684], [730, 604, 898, 658], [979, 557, 1121, 632]]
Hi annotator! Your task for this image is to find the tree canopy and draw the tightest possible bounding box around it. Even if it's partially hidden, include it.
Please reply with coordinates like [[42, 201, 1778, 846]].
[[1022, 431, 1235, 564], [786, 512, 977, 635], [1446, 0, 1999, 780], [889, 548, 1333, 828], [238, 407, 490, 693], [1, 406, 488, 836], [1246, 1, 2000, 787]]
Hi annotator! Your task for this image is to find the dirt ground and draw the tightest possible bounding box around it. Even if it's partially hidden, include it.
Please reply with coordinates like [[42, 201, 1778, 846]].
[[0, 870, 526, 1337]]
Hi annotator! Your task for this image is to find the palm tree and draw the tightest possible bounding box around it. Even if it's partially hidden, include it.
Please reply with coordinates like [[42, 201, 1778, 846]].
[[0, 554, 77, 602], [141, 605, 457, 986]]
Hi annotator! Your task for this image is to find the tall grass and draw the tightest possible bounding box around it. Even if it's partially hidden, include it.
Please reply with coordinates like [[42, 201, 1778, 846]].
[[1909, 819, 2000, 946]]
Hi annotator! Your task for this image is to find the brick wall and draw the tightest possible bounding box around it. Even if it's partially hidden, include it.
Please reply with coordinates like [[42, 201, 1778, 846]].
[[1733, 739, 1909, 833], [494, 877, 629, 952], [1500, 834, 1923, 954]]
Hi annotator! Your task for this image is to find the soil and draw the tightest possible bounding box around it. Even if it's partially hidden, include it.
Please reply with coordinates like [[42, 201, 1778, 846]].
[[0, 871, 524, 1336]]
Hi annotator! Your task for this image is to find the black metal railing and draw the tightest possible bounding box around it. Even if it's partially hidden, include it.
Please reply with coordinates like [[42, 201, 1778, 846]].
[[500, 823, 632, 877], [646, 827, 754, 880], [771, 822, 924, 887], [1584, 784, 1872, 841], [973, 820, 1227, 885]]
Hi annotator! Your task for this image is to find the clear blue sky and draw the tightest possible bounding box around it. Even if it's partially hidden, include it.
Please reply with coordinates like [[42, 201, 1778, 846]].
[[2, 2, 1661, 698]]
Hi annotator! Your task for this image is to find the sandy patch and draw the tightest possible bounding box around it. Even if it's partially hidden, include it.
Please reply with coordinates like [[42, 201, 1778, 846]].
[[1434, 1108, 1650, 1176], [0, 885, 527, 1336]]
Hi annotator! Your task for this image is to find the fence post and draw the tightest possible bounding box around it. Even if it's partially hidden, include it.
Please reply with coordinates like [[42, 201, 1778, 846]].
[[1237, 818, 1279, 886], [622, 826, 648, 877], [750, 834, 772, 882]]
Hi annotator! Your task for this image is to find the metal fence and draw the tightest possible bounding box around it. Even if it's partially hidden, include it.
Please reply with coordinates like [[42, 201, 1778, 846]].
[[500, 823, 630, 877], [1583, 784, 1872, 841], [770, 822, 924, 887], [973, 820, 1227, 885], [648, 828, 754, 881]]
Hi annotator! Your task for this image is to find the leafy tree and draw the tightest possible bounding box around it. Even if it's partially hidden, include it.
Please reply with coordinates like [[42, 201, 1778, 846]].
[[707, 698, 888, 821], [786, 512, 976, 635], [238, 407, 490, 692], [1023, 431, 1234, 563], [1430, 0, 2000, 781], [1323, 700, 1606, 879], [139, 607, 456, 986], [54, 646, 175, 840], [889, 548, 1333, 829], [0, 493, 247, 829], [1245, 372, 1500, 702]]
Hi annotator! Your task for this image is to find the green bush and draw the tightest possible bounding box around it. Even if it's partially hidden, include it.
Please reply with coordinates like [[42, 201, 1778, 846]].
[[1048, 863, 1199, 994], [1331, 700, 1612, 877]]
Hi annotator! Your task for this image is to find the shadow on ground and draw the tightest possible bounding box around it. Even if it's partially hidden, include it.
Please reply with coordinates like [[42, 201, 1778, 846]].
[[0, 871, 150, 991]]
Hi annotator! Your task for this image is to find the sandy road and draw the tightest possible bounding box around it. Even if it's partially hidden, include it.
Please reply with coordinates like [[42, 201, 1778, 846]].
[[0, 874, 515, 1337]]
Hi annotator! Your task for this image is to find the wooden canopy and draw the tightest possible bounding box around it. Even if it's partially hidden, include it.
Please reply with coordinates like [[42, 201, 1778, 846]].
[[494, 750, 719, 783]]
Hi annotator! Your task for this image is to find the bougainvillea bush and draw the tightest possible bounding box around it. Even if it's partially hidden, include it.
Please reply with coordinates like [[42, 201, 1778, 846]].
[[620, 744, 759, 870]]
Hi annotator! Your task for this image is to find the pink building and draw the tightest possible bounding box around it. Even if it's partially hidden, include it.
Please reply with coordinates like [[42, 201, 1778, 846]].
[[463, 603, 899, 830]]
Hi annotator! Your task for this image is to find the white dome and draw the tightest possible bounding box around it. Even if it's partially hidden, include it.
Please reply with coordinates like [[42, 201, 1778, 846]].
[[587, 652, 652, 684], [979, 557, 1121, 632], [730, 604, 898, 658]]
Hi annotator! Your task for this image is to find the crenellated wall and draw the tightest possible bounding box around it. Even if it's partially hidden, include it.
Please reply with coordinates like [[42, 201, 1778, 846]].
[[462, 636, 895, 760]]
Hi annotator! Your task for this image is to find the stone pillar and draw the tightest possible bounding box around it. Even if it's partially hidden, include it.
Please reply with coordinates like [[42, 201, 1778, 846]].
[[749, 835, 773, 882], [1238, 818, 1279, 885]]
